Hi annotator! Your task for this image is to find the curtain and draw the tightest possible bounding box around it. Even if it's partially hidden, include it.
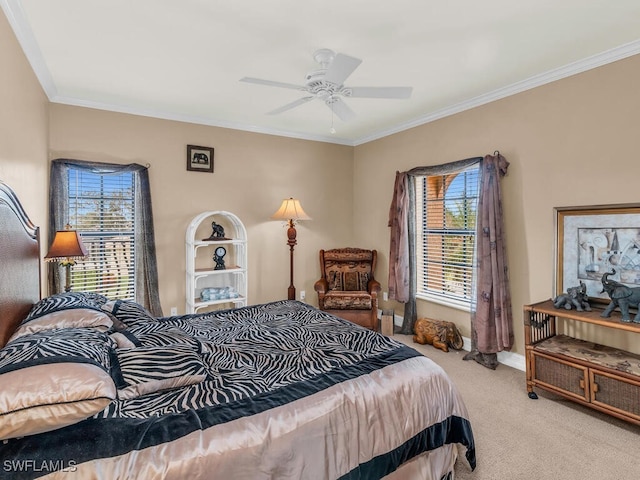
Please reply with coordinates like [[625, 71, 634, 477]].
[[388, 157, 482, 334], [48, 159, 163, 316], [388, 172, 409, 303], [463, 152, 513, 369]]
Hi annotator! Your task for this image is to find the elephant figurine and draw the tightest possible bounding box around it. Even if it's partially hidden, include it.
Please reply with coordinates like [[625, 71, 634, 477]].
[[600, 269, 640, 323], [553, 281, 591, 311], [413, 318, 463, 353]]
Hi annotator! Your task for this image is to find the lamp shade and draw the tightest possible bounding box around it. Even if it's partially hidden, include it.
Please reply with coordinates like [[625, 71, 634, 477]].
[[44, 229, 88, 262], [271, 198, 311, 222]]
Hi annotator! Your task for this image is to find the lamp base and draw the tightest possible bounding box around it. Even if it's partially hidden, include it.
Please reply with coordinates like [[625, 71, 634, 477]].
[[64, 263, 72, 292]]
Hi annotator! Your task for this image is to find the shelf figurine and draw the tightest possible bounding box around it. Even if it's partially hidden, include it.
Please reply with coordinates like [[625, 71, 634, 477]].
[[600, 269, 640, 323], [203, 221, 229, 241], [213, 246, 226, 270], [553, 281, 591, 312]]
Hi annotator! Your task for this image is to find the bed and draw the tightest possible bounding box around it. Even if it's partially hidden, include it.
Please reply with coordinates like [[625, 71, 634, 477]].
[[0, 180, 475, 480]]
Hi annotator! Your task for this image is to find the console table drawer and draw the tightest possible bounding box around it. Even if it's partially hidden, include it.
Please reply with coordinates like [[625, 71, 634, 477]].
[[590, 370, 640, 421], [532, 351, 589, 401]]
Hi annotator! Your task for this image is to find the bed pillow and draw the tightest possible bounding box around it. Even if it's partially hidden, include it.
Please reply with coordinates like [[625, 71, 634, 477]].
[[112, 345, 208, 399], [25, 292, 109, 321], [1, 328, 116, 370], [114, 345, 207, 384], [9, 308, 114, 342], [0, 362, 116, 440], [102, 299, 156, 327], [0, 328, 117, 440]]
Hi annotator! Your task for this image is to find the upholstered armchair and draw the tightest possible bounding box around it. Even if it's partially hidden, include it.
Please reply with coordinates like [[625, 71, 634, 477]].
[[314, 248, 381, 330]]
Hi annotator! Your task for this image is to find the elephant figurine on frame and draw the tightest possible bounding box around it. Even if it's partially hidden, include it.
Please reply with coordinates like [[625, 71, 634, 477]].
[[600, 269, 640, 323], [553, 281, 591, 312]]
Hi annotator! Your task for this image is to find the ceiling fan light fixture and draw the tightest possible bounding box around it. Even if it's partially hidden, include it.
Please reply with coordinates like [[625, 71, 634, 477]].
[[240, 48, 413, 121]]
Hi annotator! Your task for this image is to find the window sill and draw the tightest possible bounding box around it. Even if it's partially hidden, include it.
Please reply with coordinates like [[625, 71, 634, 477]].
[[416, 293, 471, 313]]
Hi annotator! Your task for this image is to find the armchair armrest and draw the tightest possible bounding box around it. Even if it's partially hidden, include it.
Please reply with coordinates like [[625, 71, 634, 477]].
[[314, 278, 329, 309], [368, 278, 381, 297], [314, 278, 328, 294]]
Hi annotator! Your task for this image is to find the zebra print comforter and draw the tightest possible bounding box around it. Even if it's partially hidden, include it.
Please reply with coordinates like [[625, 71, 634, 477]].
[[1, 297, 475, 480]]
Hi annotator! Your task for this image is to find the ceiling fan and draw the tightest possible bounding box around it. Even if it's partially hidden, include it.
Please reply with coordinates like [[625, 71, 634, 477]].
[[240, 49, 412, 122]]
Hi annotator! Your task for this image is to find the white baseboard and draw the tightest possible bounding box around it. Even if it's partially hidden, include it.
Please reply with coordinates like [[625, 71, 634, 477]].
[[385, 310, 526, 371]]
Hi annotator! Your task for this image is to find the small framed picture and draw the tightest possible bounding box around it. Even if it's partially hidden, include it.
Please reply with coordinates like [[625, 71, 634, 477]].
[[187, 145, 214, 173]]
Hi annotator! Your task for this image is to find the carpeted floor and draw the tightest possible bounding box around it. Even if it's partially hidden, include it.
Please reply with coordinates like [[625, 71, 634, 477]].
[[394, 334, 640, 480]]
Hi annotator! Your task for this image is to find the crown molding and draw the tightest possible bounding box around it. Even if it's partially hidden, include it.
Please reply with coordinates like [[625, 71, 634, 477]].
[[353, 39, 640, 146], [50, 95, 355, 146]]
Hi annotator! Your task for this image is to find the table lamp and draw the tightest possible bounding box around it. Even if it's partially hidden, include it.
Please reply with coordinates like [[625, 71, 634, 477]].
[[45, 224, 88, 292]]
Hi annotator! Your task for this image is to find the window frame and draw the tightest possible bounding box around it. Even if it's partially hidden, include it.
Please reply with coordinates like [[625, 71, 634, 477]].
[[66, 167, 137, 300], [414, 164, 480, 310]]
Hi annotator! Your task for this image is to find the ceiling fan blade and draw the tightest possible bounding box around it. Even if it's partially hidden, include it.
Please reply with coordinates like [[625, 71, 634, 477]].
[[347, 86, 413, 99], [323, 53, 362, 86], [240, 77, 304, 91], [267, 96, 314, 115], [327, 97, 356, 122]]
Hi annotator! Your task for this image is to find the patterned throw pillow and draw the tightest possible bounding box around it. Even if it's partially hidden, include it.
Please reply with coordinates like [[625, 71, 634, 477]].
[[10, 292, 117, 342], [328, 271, 343, 291], [102, 299, 156, 327], [112, 345, 207, 400], [328, 271, 370, 291], [25, 292, 109, 321], [343, 271, 369, 291]]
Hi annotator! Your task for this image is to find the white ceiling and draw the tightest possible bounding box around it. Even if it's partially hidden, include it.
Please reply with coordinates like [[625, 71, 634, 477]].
[[3, 0, 640, 146]]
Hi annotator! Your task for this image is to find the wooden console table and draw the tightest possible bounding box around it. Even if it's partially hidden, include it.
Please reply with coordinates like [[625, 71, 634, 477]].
[[524, 299, 640, 426]]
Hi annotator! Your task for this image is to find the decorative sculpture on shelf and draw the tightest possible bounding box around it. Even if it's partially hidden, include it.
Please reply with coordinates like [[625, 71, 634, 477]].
[[213, 246, 226, 270], [600, 269, 640, 323], [553, 281, 591, 312], [204, 221, 228, 241]]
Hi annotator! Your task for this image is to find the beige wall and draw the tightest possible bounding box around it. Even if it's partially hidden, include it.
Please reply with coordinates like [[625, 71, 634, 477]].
[[0, 10, 49, 243], [49, 105, 354, 314], [355, 54, 640, 356]]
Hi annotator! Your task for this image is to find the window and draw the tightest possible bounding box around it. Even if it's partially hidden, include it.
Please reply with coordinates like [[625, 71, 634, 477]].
[[67, 168, 136, 299], [415, 165, 480, 308]]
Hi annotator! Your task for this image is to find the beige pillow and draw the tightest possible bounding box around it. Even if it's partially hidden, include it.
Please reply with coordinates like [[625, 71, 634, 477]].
[[0, 362, 116, 441], [9, 309, 114, 342]]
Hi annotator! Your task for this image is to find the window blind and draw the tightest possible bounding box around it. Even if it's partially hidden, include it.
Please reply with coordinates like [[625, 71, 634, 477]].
[[416, 165, 479, 305], [67, 168, 136, 300]]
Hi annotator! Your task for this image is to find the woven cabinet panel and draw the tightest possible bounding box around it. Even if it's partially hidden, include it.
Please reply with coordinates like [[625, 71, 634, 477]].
[[591, 371, 640, 419], [534, 354, 588, 400]]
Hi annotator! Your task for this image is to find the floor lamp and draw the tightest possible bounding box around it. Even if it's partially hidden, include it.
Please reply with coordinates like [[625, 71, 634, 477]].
[[44, 224, 88, 292], [271, 198, 311, 300]]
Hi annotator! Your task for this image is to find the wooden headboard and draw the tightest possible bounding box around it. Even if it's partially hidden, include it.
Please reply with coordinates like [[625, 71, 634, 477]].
[[0, 181, 41, 347]]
